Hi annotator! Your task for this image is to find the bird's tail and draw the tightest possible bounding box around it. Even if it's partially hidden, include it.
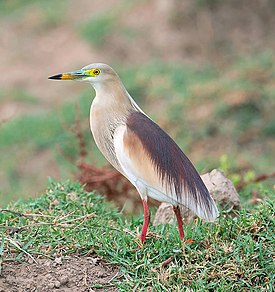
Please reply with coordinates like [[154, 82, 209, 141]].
[[179, 189, 219, 222], [194, 195, 219, 222]]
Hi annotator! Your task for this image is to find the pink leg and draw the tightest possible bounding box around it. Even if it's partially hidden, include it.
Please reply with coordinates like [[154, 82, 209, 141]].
[[173, 206, 185, 240], [140, 199, 150, 243]]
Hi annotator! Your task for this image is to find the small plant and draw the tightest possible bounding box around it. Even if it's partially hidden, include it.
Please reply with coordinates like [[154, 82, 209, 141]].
[[0, 180, 274, 290]]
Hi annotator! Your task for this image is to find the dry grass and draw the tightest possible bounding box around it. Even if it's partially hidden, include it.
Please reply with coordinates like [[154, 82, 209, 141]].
[[0, 180, 274, 290]]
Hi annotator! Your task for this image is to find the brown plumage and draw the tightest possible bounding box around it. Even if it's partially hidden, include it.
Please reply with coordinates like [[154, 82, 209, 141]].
[[125, 111, 216, 220], [49, 63, 219, 244]]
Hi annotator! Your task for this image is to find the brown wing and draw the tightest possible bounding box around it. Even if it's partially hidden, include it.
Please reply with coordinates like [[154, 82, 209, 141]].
[[114, 111, 218, 221]]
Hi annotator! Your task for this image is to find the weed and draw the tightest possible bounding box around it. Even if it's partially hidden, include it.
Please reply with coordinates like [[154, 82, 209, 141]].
[[0, 180, 274, 290]]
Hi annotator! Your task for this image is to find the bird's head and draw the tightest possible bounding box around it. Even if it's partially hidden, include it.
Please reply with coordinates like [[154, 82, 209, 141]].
[[48, 63, 119, 86]]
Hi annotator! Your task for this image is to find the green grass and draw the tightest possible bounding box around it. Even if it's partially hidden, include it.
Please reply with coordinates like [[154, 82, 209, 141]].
[[78, 1, 134, 46], [0, 88, 38, 103], [0, 0, 68, 31], [0, 180, 274, 290], [79, 13, 117, 46], [0, 90, 103, 205], [1, 52, 274, 204]]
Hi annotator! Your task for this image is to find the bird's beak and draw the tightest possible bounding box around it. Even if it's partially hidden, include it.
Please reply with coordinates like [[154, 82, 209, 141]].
[[48, 69, 87, 80]]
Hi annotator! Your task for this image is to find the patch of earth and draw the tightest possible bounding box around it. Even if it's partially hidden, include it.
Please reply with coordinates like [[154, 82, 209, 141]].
[[0, 255, 121, 292]]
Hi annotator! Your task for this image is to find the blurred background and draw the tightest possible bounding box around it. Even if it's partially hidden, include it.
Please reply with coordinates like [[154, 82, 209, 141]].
[[0, 0, 274, 208]]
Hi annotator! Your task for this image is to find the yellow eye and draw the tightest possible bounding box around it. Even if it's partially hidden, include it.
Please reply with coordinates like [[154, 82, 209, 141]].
[[93, 68, 101, 76]]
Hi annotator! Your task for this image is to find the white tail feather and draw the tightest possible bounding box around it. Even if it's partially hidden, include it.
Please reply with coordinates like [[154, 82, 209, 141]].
[[181, 194, 219, 222]]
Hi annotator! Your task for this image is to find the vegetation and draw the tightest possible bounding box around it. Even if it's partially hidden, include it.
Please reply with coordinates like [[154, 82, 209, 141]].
[[0, 180, 274, 290], [1, 53, 274, 205], [0, 1, 274, 289], [0, 0, 274, 204]]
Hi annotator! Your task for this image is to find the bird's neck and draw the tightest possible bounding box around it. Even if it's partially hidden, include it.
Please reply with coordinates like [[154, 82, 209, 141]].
[[92, 81, 132, 112], [89, 80, 137, 172], [92, 81, 144, 115]]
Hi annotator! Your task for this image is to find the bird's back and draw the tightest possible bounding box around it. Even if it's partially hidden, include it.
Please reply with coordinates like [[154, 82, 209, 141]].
[[87, 66, 218, 222], [115, 111, 218, 221]]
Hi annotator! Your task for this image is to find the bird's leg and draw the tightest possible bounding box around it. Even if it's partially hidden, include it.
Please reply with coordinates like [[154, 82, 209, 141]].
[[173, 206, 185, 240], [140, 199, 150, 243]]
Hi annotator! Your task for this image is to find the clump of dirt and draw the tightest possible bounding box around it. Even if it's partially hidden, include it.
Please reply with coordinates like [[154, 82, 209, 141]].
[[0, 255, 121, 291]]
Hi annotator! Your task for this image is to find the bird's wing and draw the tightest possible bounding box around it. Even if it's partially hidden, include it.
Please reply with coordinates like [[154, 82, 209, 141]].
[[114, 111, 218, 222]]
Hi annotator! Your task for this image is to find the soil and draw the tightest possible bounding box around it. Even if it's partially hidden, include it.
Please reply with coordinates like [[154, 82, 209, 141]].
[[1, 0, 274, 198], [1, 1, 274, 290], [0, 255, 121, 292]]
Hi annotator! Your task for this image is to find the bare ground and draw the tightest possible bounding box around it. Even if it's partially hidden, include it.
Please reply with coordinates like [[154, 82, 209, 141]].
[[0, 255, 121, 292], [1, 0, 274, 198], [1, 1, 274, 290]]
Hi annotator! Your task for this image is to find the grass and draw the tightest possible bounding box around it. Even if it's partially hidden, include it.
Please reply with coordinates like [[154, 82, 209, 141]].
[[1, 52, 274, 204], [0, 2, 274, 289], [79, 13, 117, 46], [0, 180, 274, 290], [0, 90, 103, 205], [0, 0, 68, 27], [78, 1, 134, 46]]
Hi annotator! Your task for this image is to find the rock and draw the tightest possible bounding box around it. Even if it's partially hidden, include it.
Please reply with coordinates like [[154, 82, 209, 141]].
[[54, 257, 62, 265], [60, 275, 69, 285], [153, 169, 241, 226], [97, 270, 105, 277], [201, 169, 241, 210], [48, 282, 55, 289], [54, 280, 61, 288]]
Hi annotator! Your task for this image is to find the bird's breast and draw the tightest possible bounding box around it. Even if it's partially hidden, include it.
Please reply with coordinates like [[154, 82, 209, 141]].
[[90, 101, 127, 173]]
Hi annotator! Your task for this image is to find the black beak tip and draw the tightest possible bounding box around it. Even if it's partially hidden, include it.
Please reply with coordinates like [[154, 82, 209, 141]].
[[48, 73, 62, 80]]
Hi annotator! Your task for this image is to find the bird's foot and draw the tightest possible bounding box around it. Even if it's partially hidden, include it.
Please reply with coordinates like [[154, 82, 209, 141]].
[[136, 231, 160, 248]]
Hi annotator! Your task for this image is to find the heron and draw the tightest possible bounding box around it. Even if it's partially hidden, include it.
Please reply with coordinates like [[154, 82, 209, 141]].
[[49, 63, 219, 243]]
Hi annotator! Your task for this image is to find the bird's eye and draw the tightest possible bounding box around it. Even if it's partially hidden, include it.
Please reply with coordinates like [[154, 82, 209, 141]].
[[93, 69, 101, 76]]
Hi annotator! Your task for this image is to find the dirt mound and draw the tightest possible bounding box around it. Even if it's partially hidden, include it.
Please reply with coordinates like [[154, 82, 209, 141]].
[[0, 255, 120, 291]]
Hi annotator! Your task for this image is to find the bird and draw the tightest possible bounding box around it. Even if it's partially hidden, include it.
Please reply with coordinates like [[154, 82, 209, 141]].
[[49, 63, 219, 244]]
